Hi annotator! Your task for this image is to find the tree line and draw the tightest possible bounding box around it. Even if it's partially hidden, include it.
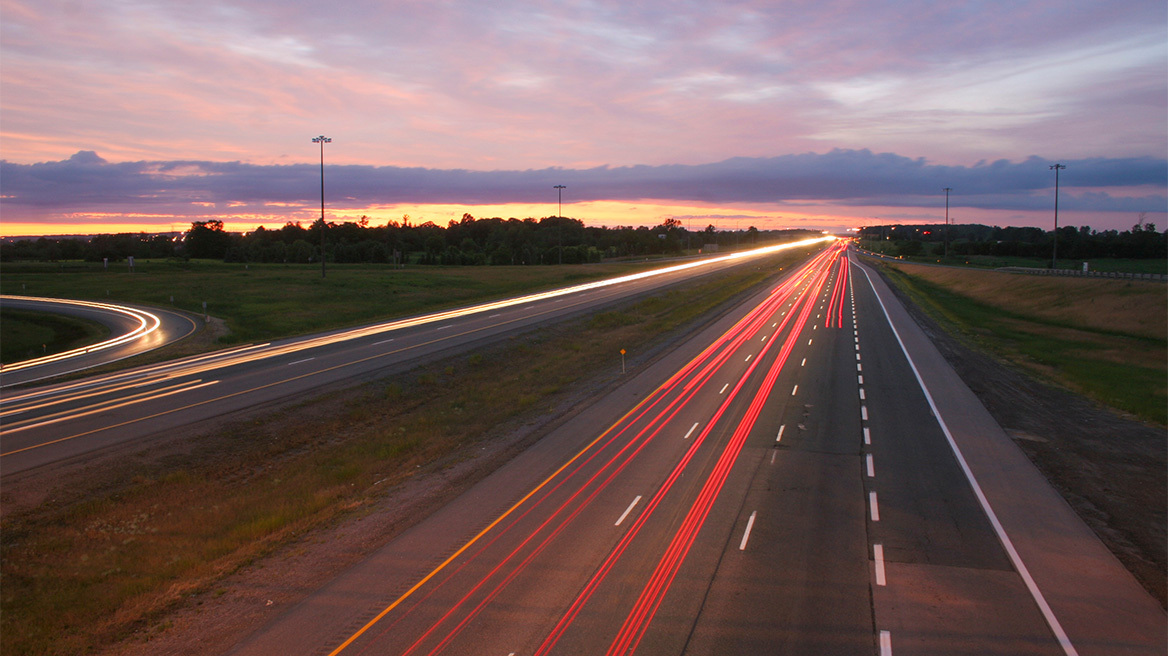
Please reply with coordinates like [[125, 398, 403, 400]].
[[1, 214, 813, 265], [858, 220, 1166, 260]]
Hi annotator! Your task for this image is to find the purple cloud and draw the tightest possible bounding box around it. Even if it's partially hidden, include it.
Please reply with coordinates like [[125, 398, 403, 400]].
[[3, 149, 1163, 219]]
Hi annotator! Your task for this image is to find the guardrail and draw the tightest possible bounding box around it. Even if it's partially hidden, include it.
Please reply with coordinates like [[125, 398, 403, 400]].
[[997, 267, 1167, 282]]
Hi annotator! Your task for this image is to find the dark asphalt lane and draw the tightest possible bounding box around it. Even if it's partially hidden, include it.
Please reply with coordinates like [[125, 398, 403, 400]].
[[0, 295, 198, 387]]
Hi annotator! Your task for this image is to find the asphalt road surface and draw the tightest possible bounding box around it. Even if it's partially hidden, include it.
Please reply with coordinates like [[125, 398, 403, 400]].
[[0, 241, 828, 474], [0, 295, 198, 387], [224, 244, 1165, 655]]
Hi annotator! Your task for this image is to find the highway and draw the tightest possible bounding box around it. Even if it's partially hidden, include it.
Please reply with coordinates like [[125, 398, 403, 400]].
[[4, 240, 1162, 654], [223, 243, 1165, 655], [0, 240, 830, 474]]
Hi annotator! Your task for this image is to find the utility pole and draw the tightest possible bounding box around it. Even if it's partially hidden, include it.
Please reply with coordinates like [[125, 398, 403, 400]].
[[313, 135, 332, 278], [943, 187, 952, 259], [554, 184, 566, 265], [1050, 164, 1065, 269]]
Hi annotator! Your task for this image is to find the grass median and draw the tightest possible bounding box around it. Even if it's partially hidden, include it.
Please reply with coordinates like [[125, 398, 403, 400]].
[[0, 250, 808, 656]]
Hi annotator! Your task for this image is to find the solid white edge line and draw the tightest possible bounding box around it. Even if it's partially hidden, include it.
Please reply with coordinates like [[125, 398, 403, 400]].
[[874, 543, 887, 586], [615, 495, 642, 526], [856, 259, 1079, 656], [739, 510, 757, 550]]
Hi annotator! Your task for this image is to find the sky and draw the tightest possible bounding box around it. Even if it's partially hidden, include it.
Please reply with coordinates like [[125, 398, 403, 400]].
[[1, 0, 1165, 236]]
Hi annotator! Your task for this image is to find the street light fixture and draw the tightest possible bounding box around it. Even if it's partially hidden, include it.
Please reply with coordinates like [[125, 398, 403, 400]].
[[942, 187, 952, 259], [1050, 163, 1065, 269], [554, 184, 566, 265], [313, 135, 331, 278]]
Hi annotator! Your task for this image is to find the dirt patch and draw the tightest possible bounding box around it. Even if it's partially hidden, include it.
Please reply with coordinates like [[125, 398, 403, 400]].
[[880, 268, 1167, 609]]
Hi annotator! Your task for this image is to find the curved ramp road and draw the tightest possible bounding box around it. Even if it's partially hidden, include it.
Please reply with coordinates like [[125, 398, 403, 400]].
[[0, 295, 198, 387], [0, 239, 832, 474], [225, 244, 1164, 656]]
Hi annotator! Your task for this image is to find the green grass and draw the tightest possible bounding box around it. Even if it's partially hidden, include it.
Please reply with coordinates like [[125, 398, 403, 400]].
[[858, 240, 1167, 273], [0, 259, 667, 345], [0, 309, 110, 364], [0, 249, 809, 656], [880, 264, 1166, 425]]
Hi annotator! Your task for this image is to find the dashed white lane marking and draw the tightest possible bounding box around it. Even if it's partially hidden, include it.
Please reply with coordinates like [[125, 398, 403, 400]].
[[866, 453, 875, 477], [761, 335, 768, 341], [858, 375, 864, 384], [861, 405, 869, 421], [436, 324, 452, 331], [857, 363, 862, 372], [684, 422, 699, 439], [791, 385, 799, 396], [870, 491, 880, 521], [372, 338, 395, 345], [770, 450, 777, 464], [776, 424, 785, 442], [801, 358, 806, 366], [615, 496, 642, 526], [808, 338, 813, 346], [874, 544, 887, 586], [287, 358, 315, 366], [864, 426, 871, 445], [859, 389, 866, 401], [719, 383, 729, 394], [880, 630, 892, 656], [744, 354, 753, 363], [739, 511, 757, 550], [856, 353, 861, 361], [488, 313, 501, 318]]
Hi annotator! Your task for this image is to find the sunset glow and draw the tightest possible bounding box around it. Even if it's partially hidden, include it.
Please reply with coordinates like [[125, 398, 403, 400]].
[[1, 0, 1164, 236]]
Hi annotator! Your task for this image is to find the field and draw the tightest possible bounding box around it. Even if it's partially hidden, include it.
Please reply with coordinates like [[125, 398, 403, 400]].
[[877, 261, 1166, 425], [0, 259, 667, 346], [0, 251, 808, 656], [859, 240, 1168, 274], [0, 309, 109, 364]]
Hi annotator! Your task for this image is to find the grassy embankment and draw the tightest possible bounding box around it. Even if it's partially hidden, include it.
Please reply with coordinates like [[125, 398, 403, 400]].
[[859, 240, 1167, 274], [0, 249, 809, 656], [0, 259, 674, 348], [0, 309, 110, 364], [875, 260, 1166, 425]]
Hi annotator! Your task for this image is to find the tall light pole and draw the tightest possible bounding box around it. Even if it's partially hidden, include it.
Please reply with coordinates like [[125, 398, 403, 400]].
[[554, 184, 566, 265], [942, 187, 952, 259], [1050, 163, 1065, 269], [313, 135, 331, 278]]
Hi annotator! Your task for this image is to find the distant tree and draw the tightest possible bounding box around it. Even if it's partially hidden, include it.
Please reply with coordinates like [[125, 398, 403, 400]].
[[185, 220, 233, 259]]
